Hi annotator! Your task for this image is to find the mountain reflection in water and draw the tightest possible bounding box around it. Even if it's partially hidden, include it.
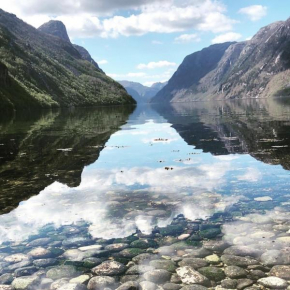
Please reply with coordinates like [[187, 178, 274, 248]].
[[0, 99, 290, 244]]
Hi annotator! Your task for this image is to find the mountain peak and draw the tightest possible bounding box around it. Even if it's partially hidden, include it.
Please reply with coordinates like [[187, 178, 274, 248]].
[[38, 20, 70, 42]]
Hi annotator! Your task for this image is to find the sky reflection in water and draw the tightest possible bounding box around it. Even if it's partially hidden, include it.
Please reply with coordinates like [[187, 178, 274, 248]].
[[0, 100, 290, 244]]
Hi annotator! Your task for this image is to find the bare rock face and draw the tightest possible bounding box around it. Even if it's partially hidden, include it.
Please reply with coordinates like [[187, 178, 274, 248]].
[[38, 20, 70, 42]]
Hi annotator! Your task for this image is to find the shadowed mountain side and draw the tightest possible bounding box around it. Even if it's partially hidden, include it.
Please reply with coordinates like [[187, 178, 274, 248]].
[[0, 106, 135, 214], [153, 99, 290, 170]]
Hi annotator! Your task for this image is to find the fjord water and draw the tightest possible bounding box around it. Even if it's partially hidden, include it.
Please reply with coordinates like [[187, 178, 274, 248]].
[[0, 99, 290, 284]]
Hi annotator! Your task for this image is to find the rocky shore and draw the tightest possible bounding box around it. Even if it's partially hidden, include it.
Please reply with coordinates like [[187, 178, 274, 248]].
[[0, 196, 289, 290]]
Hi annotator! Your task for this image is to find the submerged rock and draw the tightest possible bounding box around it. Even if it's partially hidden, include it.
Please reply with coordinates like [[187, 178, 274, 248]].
[[258, 276, 288, 289], [46, 265, 78, 280], [11, 276, 40, 290], [144, 269, 171, 284], [92, 260, 126, 276], [87, 276, 116, 290], [176, 266, 209, 286]]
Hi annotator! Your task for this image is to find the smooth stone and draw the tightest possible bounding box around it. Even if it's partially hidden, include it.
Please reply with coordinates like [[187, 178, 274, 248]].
[[27, 238, 51, 247], [87, 276, 116, 290], [63, 249, 84, 261], [178, 258, 208, 269], [105, 244, 129, 252], [33, 258, 57, 267], [4, 254, 29, 264], [139, 281, 157, 290], [276, 236, 290, 244], [203, 241, 229, 252], [269, 265, 290, 280], [131, 239, 157, 249], [163, 283, 182, 290], [62, 237, 92, 248], [260, 250, 289, 266], [39, 278, 53, 288], [199, 228, 221, 239], [221, 255, 257, 267], [118, 248, 145, 258], [58, 283, 87, 290], [223, 246, 261, 257], [159, 225, 184, 236], [205, 254, 220, 264], [198, 266, 225, 282], [254, 196, 272, 202], [176, 266, 209, 286], [149, 260, 176, 272], [184, 248, 211, 258], [180, 286, 208, 290], [221, 278, 238, 289], [132, 254, 154, 264], [126, 265, 154, 275], [50, 278, 70, 290], [258, 276, 288, 289], [144, 269, 171, 284], [14, 267, 38, 277], [249, 270, 266, 280], [0, 286, 12, 290], [69, 275, 91, 284], [6, 260, 32, 271], [46, 266, 78, 280], [225, 266, 247, 279], [78, 245, 103, 252], [92, 260, 126, 276], [116, 281, 139, 290], [0, 274, 13, 285], [11, 276, 40, 290], [27, 247, 51, 259], [120, 275, 142, 283], [178, 234, 190, 241], [236, 279, 254, 290], [83, 258, 102, 268], [170, 274, 182, 284]]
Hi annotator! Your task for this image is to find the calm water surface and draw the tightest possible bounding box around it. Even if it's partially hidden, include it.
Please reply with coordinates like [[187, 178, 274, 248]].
[[0, 99, 290, 283]]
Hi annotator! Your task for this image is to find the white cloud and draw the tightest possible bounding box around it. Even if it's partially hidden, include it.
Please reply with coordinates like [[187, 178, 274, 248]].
[[152, 40, 163, 45], [238, 167, 262, 182], [239, 5, 267, 22], [98, 59, 108, 65], [1, 0, 237, 38], [137, 61, 177, 70], [212, 32, 242, 44], [174, 33, 201, 43]]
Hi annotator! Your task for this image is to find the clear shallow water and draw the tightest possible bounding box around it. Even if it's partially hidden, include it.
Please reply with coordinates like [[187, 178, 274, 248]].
[[0, 99, 290, 286]]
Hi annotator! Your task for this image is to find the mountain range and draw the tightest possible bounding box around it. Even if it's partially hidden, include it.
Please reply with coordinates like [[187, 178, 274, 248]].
[[0, 10, 135, 111], [119, 81, 167, 103], [153, 18, 290, 103]]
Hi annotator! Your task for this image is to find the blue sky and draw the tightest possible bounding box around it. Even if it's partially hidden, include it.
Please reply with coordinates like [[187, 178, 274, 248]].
[[2, 0, 290, 86]]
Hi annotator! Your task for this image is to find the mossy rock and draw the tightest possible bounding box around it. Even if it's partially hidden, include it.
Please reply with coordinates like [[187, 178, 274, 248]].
[[118, 248, 145, 258], [198, 266, 225, 282], [199, 228, 221, 239], [130, 239, 158, 249], [159, 225, 184, 236]]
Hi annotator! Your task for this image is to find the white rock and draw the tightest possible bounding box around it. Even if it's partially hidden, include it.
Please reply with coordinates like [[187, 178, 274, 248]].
[[258, 276, 288, 289]]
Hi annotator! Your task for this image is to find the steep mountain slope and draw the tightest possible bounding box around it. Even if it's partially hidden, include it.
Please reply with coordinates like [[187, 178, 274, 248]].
[[119, 80, 167, 103], [153, 42, 234, 102], [153, 18, 290, 102], [0, 9, 135, 111]]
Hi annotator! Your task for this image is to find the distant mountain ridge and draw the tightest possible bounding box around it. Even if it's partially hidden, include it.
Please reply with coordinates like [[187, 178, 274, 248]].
[[153, 18, 290, 102], [119, 80, 167, 103], [0, 10, 135, 110]]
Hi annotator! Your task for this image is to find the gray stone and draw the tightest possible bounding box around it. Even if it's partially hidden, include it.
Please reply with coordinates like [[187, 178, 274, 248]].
[[139, 281, 157, 290], [184, 248, 211, 258], [27, 247, 51, 259], [27, 238, 51, 247], [105, 244, 129, 252], [7, 260, 32, 272], [14, 267, 38, 277], [132, 254, 154, 264], [58, 283, 87, 290], [126, 265, 154, 275], [225, 266, 247, 279], [221, 255, 257, 267], [162, 283, 182, 290], [50, 278, 70, 290], [237, 279, 254, 290], [180, 286, 208, 290], [11, 276, 40, 290], [4, 254, 29, 264], [203, 240, 229, 252], [0, 274, 13, 285], [62, 237, 92, 248], [144, 269, 171, 284], [258, 276, 288, 289], [249, 269, 266, 280], [116, 281, 139, 290], [223, 246, 261, 257], [46, 266, 78, 280], [176, 266, 209, 286], [260, 250, 288, 266], [149, 260, 176, 272], [178, 258, 208, 269], [269, 265, 290, 280], [221, 278, 238, 289], [87, 276, 116, 290], [33, 258, 57, 267], [92, 260, 126, 276]]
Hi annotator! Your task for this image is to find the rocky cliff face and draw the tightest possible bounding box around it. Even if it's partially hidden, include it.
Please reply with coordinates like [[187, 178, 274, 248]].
[[38, 20, 71, 42], [153, 42, 234, 102], [153, 18, 290, 102], [0, 10, 135, 111]]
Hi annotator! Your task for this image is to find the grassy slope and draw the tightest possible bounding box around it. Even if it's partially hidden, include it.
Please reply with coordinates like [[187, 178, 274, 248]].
[[0, 10, 135, 110]]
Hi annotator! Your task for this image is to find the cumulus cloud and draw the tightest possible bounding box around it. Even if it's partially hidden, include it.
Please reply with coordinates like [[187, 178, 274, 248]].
[[0, 0, 237, 38], [137, 61, 177, 70], [212, 32, 242, 44], [98, 59, 108, 65], [239, 5, 267, 22], [174, 33, 201, 43]]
